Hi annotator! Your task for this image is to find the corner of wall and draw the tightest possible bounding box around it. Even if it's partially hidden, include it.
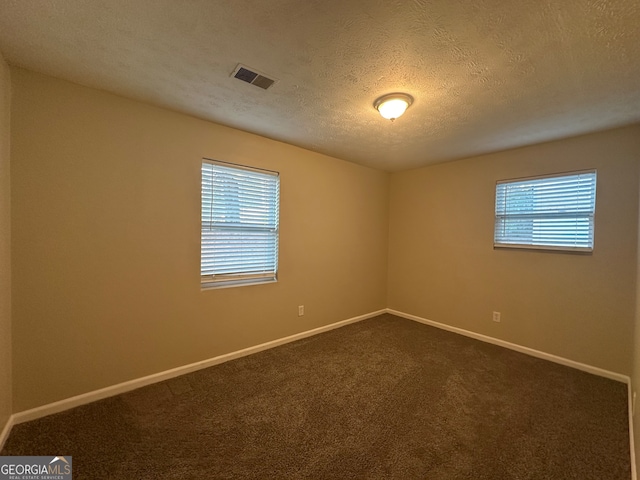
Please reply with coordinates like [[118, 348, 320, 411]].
[[0, 50, 13, 445]]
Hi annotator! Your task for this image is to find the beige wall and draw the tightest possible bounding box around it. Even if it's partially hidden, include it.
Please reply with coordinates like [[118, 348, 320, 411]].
[[388, 125, 640, 375], [0, 53, 11, 429], [10, 68, 389, 411], [8, 64, 640, 418]]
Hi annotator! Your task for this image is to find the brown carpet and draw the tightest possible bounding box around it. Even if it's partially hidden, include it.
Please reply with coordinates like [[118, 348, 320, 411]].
[[1, 314, 631, 479]]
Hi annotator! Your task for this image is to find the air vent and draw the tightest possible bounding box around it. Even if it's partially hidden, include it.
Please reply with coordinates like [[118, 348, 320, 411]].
[[231, 64, 277, 90]]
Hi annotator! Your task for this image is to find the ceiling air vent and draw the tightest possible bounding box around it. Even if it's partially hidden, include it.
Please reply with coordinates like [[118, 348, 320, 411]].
[[231, 64, 277, 90]]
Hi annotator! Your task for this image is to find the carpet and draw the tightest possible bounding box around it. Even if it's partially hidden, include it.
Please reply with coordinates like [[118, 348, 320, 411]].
[[1, 314, 631, 479]]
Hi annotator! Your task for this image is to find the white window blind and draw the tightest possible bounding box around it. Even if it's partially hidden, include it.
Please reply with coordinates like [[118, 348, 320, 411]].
[[494, 170, 597, 252], [201, 160, 280, 288]]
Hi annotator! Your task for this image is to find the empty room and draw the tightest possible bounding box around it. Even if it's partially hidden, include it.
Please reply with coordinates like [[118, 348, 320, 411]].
[[1, 1, 640, 478]]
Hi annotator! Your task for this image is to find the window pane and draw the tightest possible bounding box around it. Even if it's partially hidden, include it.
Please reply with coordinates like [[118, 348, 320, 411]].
[[494, 171, 596, 251], [201, 160, 280, 287]]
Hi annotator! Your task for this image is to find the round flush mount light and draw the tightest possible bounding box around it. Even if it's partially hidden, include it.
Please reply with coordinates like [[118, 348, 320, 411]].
[[374, 93, 414, 121]]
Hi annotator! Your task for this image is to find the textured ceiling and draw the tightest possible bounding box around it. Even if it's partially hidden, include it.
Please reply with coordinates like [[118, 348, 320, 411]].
[[0, 0, 639, 171]]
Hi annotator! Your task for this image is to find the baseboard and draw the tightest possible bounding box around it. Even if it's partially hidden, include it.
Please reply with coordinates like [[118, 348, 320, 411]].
[[387, 308, 629, 383], [0, 414, 15, 451], [628, 382, 637, 480], [12, 309, 386, 425]]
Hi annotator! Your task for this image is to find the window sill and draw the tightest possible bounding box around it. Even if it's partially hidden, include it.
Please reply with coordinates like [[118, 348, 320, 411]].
[[494, 243, 593, 254], [201, 277, 277, 291]]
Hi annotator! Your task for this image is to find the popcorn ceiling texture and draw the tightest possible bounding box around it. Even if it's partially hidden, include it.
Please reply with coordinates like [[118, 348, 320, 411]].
[[0, 0, 639, 171]]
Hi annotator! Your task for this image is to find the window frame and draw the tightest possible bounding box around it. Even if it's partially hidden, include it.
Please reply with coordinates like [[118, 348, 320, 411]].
[[493, 169, 597, 253], [200, 159, 280, 290]]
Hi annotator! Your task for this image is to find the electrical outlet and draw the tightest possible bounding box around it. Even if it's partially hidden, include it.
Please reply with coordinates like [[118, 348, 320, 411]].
[[298, 305, 304, 317], [492, 311, 501, 323]]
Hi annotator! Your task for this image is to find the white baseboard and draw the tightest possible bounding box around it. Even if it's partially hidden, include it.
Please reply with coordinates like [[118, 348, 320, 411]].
[[628, 382, 637, 480], [387, 308, 629, 383], [0, 414, 15, 451], [12, 309, 386, 425]]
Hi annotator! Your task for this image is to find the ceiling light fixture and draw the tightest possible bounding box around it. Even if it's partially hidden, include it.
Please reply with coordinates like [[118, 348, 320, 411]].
[[374, 93, 414, 121]]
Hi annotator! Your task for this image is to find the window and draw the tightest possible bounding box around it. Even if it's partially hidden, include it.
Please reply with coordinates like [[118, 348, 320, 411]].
[[201, 160, 280, 288], [494, 170, 597, 252]]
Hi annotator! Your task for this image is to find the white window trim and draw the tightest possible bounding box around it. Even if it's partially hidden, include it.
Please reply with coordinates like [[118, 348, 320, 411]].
[[494, 169, 597, 253], [201, 159, 280, 289]]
